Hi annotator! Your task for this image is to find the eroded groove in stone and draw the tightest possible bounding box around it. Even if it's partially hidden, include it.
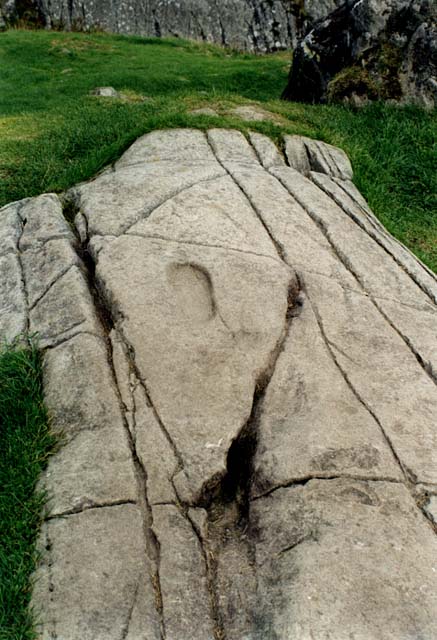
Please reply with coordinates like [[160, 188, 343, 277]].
[[1, 129, 437, 639], [271, 165, 437, 389], [306, 286, 410, 483], [311, 170, 437, 305]]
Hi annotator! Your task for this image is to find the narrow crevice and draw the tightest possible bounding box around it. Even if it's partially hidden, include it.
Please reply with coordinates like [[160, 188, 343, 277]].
[[120, 581, 140, 640], [46, 500, 137, 519], [43, 330, 105, 351], [125, 232, 282, 264], [63, 201, 167, 639], [415, 491, 437, 536], [44, 526, 57, 639], [307, 288, 412, 484], [119, 173, 227, 236], [278, 532, 318, 556], [251, 473, 404, 501], [28, 264, 76, 312], [371, 298, 437, 385], [169, 495, 227, 640], [15, 202, 30, 337], [313, 175, 437, 306], [271, 169, 437, 391], [104, 331, 166, 640], [184, 275, 302, 639], [204, 133, 288, 265]]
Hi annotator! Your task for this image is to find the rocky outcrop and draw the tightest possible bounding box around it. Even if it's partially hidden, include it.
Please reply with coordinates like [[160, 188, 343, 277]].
[[2, 129, 437, 639], [1, 0, 343, 51], [282, 0, 437, 108]]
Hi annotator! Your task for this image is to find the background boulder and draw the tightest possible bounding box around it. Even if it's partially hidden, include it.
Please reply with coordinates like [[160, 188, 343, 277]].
[[282, 0, 437, 108]]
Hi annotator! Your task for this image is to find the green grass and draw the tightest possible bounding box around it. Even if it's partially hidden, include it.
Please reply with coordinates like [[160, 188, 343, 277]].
[[0, 29, 436, 269], [0, 342, 56, 640]]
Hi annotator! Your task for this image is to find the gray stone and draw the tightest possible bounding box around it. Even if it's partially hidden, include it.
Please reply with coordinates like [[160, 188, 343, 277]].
[[152, 504, 215, 639], [29, 265, 100, 348], [304, 271, 437, 485], [424, 495, 437, 524], [43, 333, 123, 438], [70, 131, 226, 238], [284, 135, 353, 180], [253, 294, 402, 497], [0, 251, 26, 342], [32, 505, 160, 640], [90, 86, 120, 98], [40, 425, 137, 517], [249, 131, 285, 169], [18, 193, 75, 251], [95, 235, 293, 503], [208, 130, 357, 288], [0, 201, 23, 256], [304, 138, 353, 180], [126, 174, 278, 258], [252, 480, 437, 639], [21, 238, 80, 308], [271, 164, 435, 309], [283, 134, 311, 175], [310, 171, 437, 304], [0, 129, 432, 639]]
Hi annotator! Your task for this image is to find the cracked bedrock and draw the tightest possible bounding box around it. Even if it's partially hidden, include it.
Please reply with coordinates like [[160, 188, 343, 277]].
[[1, 129, 437, 639]]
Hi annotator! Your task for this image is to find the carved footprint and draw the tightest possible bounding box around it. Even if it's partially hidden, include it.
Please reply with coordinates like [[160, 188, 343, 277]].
[[167, 262, 216, 323]]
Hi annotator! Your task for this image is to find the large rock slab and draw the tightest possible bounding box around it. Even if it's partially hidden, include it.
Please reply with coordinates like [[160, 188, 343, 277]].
[[1, 128, 436, 639]]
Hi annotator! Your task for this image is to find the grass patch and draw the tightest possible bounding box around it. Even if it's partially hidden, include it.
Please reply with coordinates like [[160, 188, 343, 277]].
[[0, 342, 55, 640], [0, 29, 436, 271]]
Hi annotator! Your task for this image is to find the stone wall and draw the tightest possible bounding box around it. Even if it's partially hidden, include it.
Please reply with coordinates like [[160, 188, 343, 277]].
[[0, 0, 343, 51]]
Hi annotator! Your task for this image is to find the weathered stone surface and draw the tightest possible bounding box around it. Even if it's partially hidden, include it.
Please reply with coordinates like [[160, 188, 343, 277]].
[[90, 86, 120, 98], [282, 0, 437, 107], [1, 129, 436, 639], [0, 201, 24, 256], [0, 251, 26, 342], [3, 0, 343, 52], [304, 272, 437, 484], [253, 295, 402, 496], [424, 495, 437, 524], [152, 504, 215, 639], [41, 426, 137, 517], [43, 333, 123, 438], [19, 193, 75, 250], [189, 107, 219, 117], [249, 131, 285, 169], [32, 505, 160, 640], [252, 480, 437, 639], [95, 235, 293, 504], [29, 265, 100, 348], [21, 238, 80, 308]]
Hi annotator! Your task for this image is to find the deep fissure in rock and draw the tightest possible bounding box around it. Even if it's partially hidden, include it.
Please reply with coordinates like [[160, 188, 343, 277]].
[[192, 277, 301, 636], [62, 201, 167, 638]]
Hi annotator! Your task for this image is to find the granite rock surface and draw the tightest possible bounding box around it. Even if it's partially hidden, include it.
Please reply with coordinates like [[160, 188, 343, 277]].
[[1, 129, 436, 639]]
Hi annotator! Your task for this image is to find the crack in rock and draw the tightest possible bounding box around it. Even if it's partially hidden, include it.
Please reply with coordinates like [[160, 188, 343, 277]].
[[10, 129, 437, 640]]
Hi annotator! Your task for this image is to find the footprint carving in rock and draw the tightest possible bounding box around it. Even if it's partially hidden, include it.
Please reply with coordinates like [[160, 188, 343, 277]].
[[167, 262, 216, 324]]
